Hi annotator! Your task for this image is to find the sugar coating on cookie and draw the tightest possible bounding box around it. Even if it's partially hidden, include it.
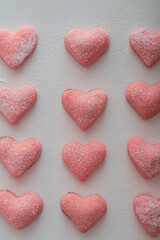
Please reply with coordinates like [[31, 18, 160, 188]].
[[0, 137, 42, 178], [62, 89, 107, 130], [63, 141, 106, 181], [61, 193, 107, 233], [134, 194, 160, 237], [0, 26, 37, 69], [0, 85, 37, 124], [0, 190, 43, 229], [128, 137, 160, 179], [130, 29, 160, 67], [126, 81, 160, 119], [65, 29, 109, 66]]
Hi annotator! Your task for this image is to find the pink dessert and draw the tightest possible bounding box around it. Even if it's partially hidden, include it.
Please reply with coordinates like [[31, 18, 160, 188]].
[[65, 29, 109, 66], [61, 192, 107, 233], [0, 85, 37, 124], [126, 81, 160, 119], [62, 89, 107, 130], [0, 137, 42, 178], [128, 136, 160, 179], [63, 141, 106, 181], [134, 194, 160, 237], [130, 29, 160, 67], [0, 26, 37, 68], [0, 190, 43, 229]]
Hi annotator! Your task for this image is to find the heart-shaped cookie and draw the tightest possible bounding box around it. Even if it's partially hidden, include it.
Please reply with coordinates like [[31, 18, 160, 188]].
[[61, 193, 107, 233], [0, 85, 37, 124], [130, 29, 160, 67], [65, 29, 109, 66], [63, 141, 106, 181], [0, 26, 37, 69], [128, 137, 160, 179], [0, 137, 42, 178], [134, 194, 160, 237], [126, 81, 160, 119], [62, 89, 107, 130], [0, 190, 43, 229]]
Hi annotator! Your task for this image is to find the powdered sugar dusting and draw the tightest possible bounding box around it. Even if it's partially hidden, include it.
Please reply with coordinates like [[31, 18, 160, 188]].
[[126, 81, 160, 119], [0, 85, 37, 124], [130, 29, 160, 67], [63, 141, 106, 181], [65, 29, 109, 66], [0, 26, 37, 69], [0, 137, 41, 178], [128, 136, 160, 179], [134, 194, 160, 237], [61, 193, 107, 233], [62, 89, 107, 130], [0, 190, 43, 229]]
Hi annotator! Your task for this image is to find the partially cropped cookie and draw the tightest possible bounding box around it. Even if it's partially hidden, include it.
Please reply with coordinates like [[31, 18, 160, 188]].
[[0, 26, 37, 68], [61, 192, 107, 233], [128, 136, 160, 179], [130, 29, 160, 67], [0, 190, 43, 229], [62, 89, 107, 130], [126, 81, 160, 119], [63, 141, 106, 181], [134, 194, 160, 237], [0, 85, 37, 124], [65, 29, 109, 66], [0, 137, 42, 178]]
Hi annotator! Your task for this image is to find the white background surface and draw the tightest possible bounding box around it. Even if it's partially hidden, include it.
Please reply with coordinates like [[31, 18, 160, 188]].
[[0, 0, 159, 239]]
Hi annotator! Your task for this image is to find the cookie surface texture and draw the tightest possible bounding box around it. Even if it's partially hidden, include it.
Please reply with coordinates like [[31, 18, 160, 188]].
[[0, 26, 37, 68], [130, 29, 160, 67], [65, 29, 109, 66], [126, 81, 160, 119], [62, 89, 107, 130], [63, 141, 106, 181], [61, 193, 107, 233], [0, 85, 37, 124], [134, 194, 160, 237], [0, 190, 43, 229], [128, 136, 160, 179], [0, 137, 42, 178]]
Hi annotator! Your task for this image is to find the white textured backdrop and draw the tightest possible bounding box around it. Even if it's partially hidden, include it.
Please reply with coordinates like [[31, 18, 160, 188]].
[[0, 0, 159, 239]]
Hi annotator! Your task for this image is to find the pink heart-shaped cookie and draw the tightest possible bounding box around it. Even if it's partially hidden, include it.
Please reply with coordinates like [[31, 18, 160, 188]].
[[0, 190, 43, 229], [0, 26, 37, 69], [0, 85, 37, 124], [0, 137, 42, 178], [134, 194, 160, 237], [130, 29, 160, 67], [63, 141, 106, 181], [128, 137, 160, 179], [126, 81, 160, 119], [61, 193, 107, 233], [62, 89, 107, 130], [65, 29, 109, 66]]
